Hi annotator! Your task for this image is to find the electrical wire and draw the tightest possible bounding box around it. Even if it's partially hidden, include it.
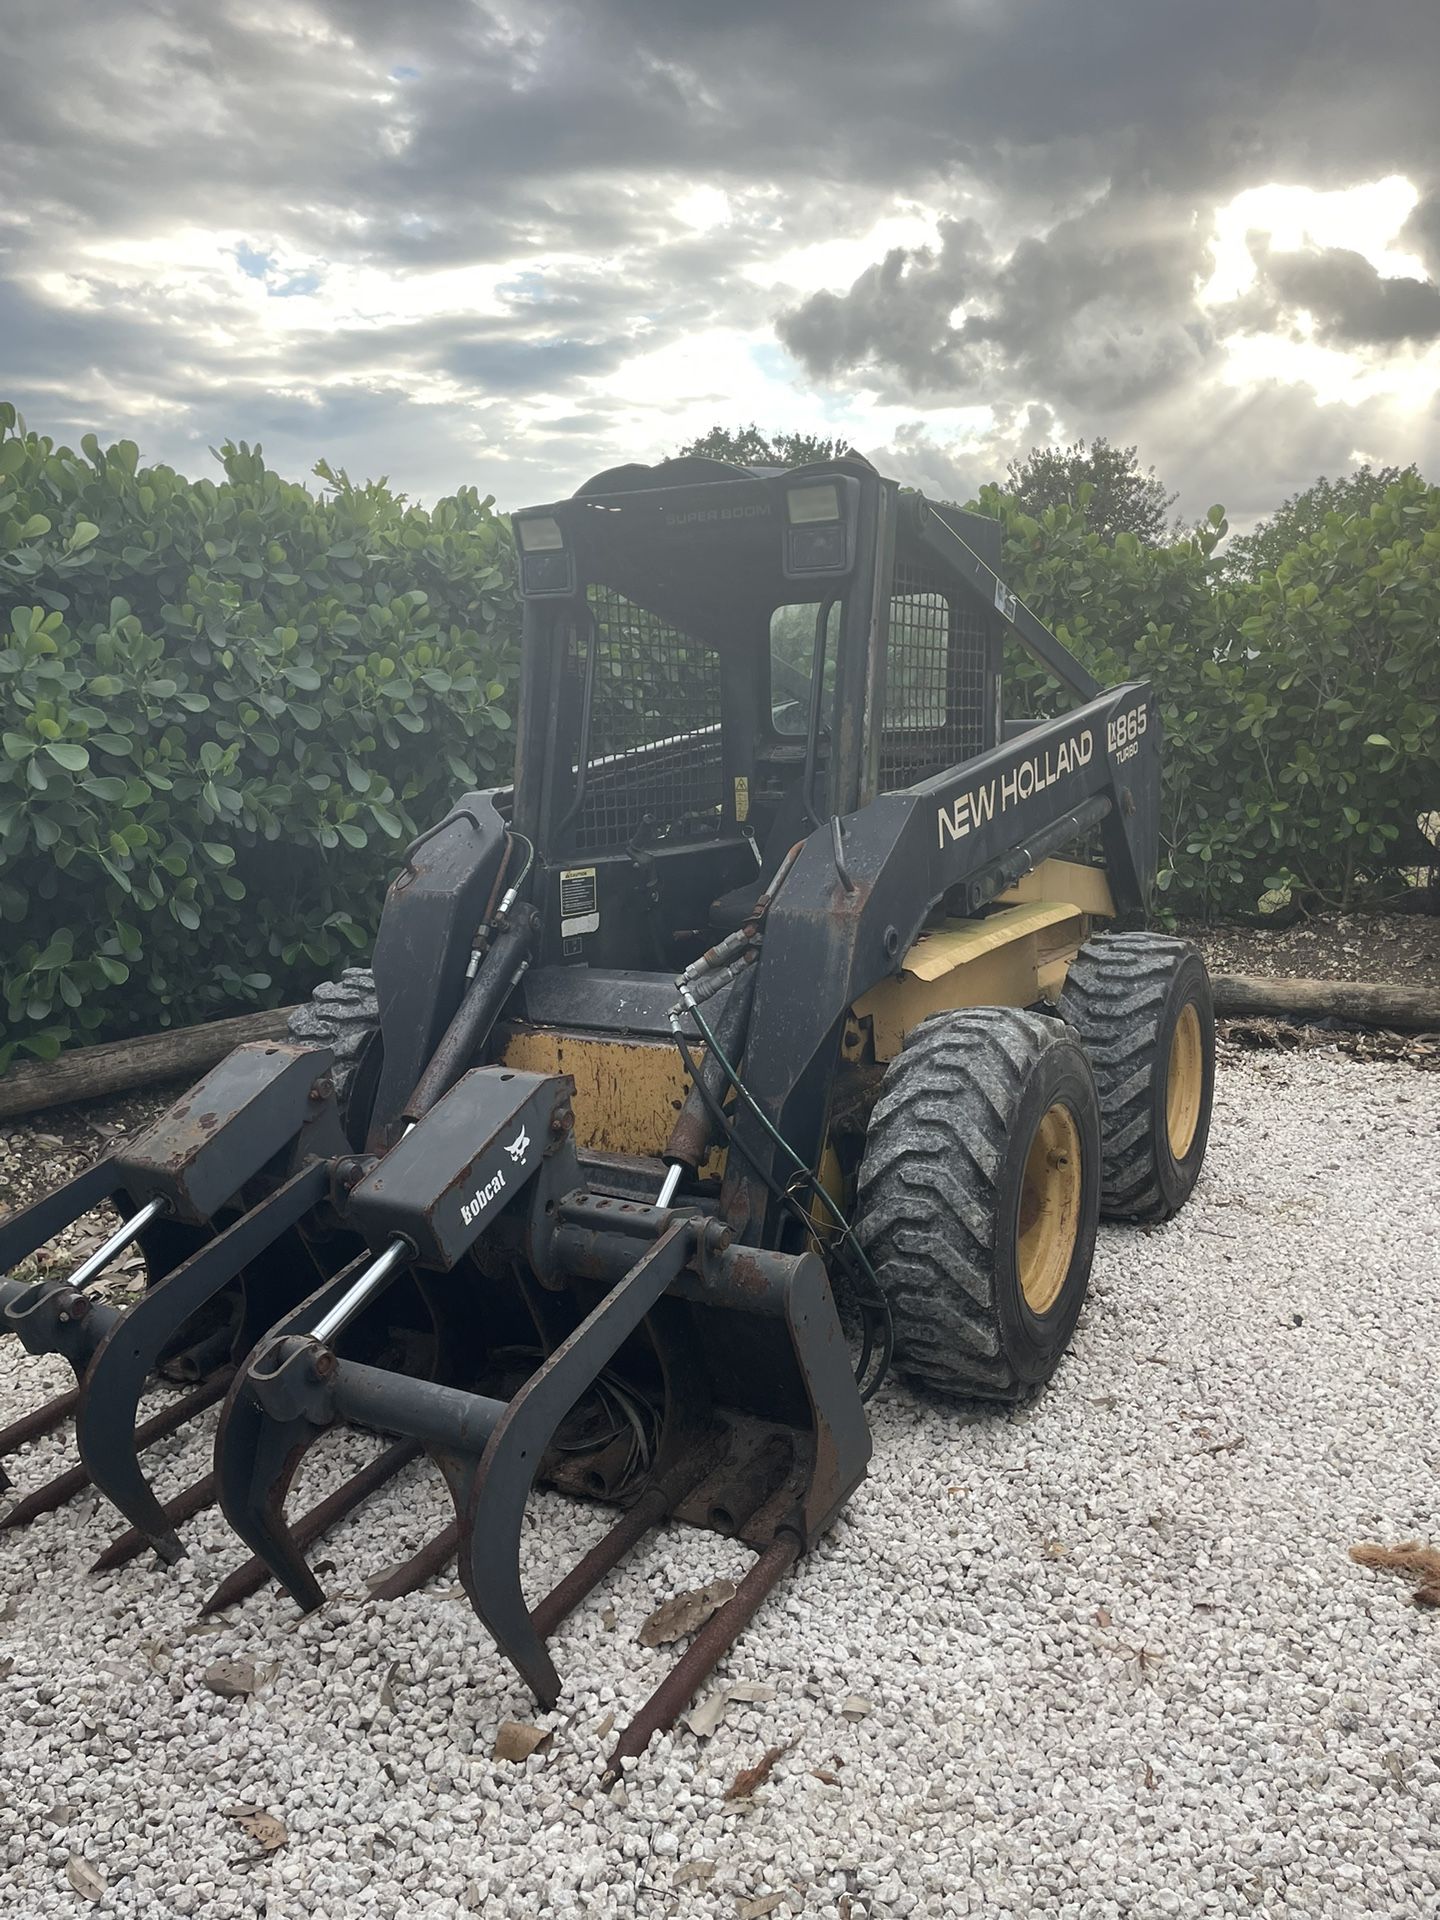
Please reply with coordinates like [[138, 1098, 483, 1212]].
[[670, 1007, 893, 1401]]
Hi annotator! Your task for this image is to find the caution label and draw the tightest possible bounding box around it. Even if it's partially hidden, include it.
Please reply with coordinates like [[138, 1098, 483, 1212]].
[[560, 866, 600, 937]]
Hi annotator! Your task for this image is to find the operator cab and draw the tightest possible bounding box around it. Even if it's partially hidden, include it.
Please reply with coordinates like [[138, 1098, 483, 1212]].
[[509, 455, 1008, 974]]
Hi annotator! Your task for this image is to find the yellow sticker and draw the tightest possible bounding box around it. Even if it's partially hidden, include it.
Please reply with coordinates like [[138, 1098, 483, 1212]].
[[733, 776, 750, 823]]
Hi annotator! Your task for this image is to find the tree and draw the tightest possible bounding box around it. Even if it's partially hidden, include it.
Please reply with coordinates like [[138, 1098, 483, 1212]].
[[1222, 464, 1422, 579], [677, 424, 848, 468], [1004, 437, 1178, 545]]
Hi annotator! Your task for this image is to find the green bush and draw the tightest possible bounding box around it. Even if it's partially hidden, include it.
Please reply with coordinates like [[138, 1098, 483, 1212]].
[[976, 476, 1440, 917], [3, 402, 1436, 1071], [0, 409, 519, 1071]]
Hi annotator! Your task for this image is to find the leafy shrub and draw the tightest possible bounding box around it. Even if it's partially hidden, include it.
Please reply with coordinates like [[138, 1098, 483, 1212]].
[[978, 476, 1440, 917], [0, 410, 518, 1070]]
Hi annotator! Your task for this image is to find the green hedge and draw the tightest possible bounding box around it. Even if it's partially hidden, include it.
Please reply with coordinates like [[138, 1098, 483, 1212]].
[[3, 405, 1436, 1070], [977, 477, 1440, 917], [0, 410, 519, 1071]]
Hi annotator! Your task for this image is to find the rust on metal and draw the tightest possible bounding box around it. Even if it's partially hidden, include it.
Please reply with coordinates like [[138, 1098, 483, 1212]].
[[0, 1369, 233, 1532], [605, 1529, 801, 1777], [201, 1438, 422, 1615], [368, 1519, 460, 1601], [529, 1484, 670, 1640], [0, 1385, 80, 1460], [92, 1472, 219, 1571]]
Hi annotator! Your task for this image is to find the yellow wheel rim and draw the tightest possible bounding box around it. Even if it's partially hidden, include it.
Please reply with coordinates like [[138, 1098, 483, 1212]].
[[1017, 1102, 1082, 1315], [1166, 1001, 1204, 1160]]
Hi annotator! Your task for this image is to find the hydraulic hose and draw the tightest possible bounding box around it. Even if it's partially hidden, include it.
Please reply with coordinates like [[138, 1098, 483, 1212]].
[[401, 905, 539, 1126], [663, 961, 758, 1170]]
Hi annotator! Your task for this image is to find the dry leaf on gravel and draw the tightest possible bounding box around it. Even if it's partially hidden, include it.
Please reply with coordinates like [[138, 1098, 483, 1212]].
[[1094, 1607, 1113, 1627], [810, 1768, 841, 1786], [225, 1807, 288, 1854], [638, 1577, 736, 1647], [685, 1690, 730, 1737], [363, 1659, 400, 1728], [594, 1710, 616, 1740], [65, 1857, 106, 1903], [724, 1735, 799, 1801], [736, 1894, 785, 1919], [492, 1721, 551, 1763], [673, 1860, 717, 1887], [726, 1682, 777, 1703], [202, 1658, 263, 1700], [1350, 1540, 1440, 1580], [1413, 1583, 1440, 1609]]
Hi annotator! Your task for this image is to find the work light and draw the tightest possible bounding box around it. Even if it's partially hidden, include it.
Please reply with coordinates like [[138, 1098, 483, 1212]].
[[783, 476, 859, 577], [515, 514, 575, 595]]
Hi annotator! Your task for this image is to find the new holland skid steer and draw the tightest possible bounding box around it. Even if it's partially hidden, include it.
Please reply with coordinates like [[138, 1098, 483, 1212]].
[[0, 454, 1215, 1765]]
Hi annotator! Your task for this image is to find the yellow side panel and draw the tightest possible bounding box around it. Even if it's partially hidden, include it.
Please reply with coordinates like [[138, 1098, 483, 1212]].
[[853, 904, 1088, 1060], [498, 1028, 688, 1158], [997, 857, 1116, 918], [896, 902, 1081, 981]]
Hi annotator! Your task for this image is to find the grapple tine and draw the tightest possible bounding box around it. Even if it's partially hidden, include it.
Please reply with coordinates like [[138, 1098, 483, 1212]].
[[0, 1158, 120, 1279], [74, 1161, 331, 1562], [528, 1483, 672, 1641], [605, 1531, 800, 1778], [0, 1386, 80, 1461], [92, 1472, 218, 1572], [212, 1257, 384, 1615], [0, 1369, 232, 1532], [201, 1438, 420, 1614], [456, 1217, 699, 1707], [367, 1520, 460, 1601]]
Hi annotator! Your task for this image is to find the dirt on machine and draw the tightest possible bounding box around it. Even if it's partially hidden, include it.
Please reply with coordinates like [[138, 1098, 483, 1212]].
[[0, 452, 1216, 1768]]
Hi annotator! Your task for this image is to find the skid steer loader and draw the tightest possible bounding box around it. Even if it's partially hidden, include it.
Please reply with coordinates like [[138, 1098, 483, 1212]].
[[0, 454, 1215, 1766]]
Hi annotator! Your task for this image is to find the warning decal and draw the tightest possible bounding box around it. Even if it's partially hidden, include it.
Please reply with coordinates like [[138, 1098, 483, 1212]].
[[560, 866, 600, 937]]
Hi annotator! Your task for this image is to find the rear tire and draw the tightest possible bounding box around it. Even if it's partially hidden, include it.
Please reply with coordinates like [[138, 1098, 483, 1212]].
[[287, 967, 383, 1149], [1058, 932, 1215, 1222], [856, 1007, 1101, 1400]]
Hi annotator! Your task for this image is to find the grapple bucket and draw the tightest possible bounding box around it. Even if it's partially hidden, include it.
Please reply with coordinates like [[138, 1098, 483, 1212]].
[[214, 1059, 870, 1761], [0, 1040, 356, 1545]]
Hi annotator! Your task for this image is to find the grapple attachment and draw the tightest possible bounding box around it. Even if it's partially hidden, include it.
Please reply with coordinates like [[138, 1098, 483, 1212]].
[[215, 1060, 870, 1760], [0, 1040, 348, 1539]]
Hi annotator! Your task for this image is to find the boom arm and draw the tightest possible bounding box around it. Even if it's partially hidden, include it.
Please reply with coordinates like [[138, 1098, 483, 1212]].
[[726, 680, 1162, 1238]]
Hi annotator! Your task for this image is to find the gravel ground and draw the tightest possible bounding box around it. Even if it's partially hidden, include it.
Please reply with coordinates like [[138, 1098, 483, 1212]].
[[2, 1047, 1438, 1919]]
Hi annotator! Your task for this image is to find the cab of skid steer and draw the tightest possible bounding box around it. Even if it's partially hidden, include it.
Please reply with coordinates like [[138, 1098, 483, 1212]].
[[508, 455, 1010, 974]]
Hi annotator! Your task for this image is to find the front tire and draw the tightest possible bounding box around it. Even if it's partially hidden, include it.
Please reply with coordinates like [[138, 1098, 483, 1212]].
[[856, 1007, 1102, 1400], [1058, 932, 1215, 1222], [287, 966, 383, 1149]]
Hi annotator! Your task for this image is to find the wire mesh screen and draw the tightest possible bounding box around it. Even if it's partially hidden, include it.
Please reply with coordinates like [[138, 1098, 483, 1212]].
[[561, 586, 725, 852], [879, 554, 988, 790]]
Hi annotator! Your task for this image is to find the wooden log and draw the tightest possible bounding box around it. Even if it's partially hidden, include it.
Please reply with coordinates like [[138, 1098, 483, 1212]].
[[0, 1007, 301, 1121], [1212, 973, 1440, 1033]]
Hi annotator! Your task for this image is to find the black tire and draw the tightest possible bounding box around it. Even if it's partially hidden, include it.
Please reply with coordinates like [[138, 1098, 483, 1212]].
[[856, 1007, 1102, 1400], [1058, 931, 1215, 1223], [287, 966, 383, 1149]]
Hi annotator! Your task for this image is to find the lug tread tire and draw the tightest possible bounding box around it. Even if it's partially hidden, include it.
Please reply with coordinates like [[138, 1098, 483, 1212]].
[[1058, 931, 1213, 1223], [287, 967, 381, 1146], [856, 1006, 1098, 1400]]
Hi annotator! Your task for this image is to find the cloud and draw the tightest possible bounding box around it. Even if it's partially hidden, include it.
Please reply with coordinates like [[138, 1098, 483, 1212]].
[[1247, 239, 1440, 346], [778, 194, 1215, 413], [0, 0, 1439, 517]]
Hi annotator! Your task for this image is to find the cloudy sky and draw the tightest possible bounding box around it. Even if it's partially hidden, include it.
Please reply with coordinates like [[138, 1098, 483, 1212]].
[[3, 0, 1440, 526]]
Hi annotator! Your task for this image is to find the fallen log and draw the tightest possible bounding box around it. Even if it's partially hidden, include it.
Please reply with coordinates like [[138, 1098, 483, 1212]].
[[1211, 973, 1440, 1033], [0, 1007, 300, 1121]]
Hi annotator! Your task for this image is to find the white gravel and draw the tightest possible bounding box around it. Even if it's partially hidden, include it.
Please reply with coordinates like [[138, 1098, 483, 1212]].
[[2, 1047, 1438, 1918]]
